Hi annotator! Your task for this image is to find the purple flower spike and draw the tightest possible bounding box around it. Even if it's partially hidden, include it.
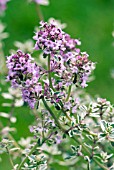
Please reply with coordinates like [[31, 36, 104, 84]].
[[6, 50, 42, 108], [34, 21, 95, 88]]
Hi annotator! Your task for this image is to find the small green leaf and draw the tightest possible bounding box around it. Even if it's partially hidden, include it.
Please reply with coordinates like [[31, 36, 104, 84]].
[[111, 142, 114, 147], [65, 156, 72, 160], [63, 133, 66, 139], [37, 138, 41, 146], [71, 145, 76, 152]]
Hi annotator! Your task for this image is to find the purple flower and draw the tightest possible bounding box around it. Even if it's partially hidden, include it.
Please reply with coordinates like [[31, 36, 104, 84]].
[[6, 50, 42, 109], [33, 21, 80, 59], [6, 22, 95, 109], [34, 21, 95, 89], [55, 136, 62, 144]]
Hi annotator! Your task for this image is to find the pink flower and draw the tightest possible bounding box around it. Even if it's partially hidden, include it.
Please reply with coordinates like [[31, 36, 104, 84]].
[[0, 0, 9, 13], [34, 0, 49, 6]]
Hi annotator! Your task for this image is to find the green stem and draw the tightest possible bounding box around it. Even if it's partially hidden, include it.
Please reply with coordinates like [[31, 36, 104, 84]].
[[0, 121, 22, 153], [42, 118, 45, 139], [17, 143, 38, 170], [18, 132, 55, 170], [42, 98, 65, 132], [48, 55, 55, 91], [65, 85, 72, 102], [6, 147, 14, 169], [42, 99, 109, 170], [36, 3, 44, 21], [8, 134, 22, 154], [61, 108, 72, 121], [93, 159, 108, 170]]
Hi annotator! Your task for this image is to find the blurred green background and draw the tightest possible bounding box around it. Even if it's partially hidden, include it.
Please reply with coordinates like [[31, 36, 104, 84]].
[[0, 0, 114, 169], [1, 0, 114, 101]]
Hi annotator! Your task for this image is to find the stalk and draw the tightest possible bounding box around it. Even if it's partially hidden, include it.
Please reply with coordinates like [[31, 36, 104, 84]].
[[42, 98, 64, 132], [48, 55, 55, 91], [6, 147, 14, 169], [17, 143, 38, 170], [42, 99, 109, 170], [65, 85, 72, 102], [18, 132, 55, 170], [36, 3, 44, 21]]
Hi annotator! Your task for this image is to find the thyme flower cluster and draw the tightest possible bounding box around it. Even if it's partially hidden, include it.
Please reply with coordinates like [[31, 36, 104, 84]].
[[1, 1, 114, 169], [6, 21, 95, 109], [34, 21, 95, 88], [6, 50, 42, 108]]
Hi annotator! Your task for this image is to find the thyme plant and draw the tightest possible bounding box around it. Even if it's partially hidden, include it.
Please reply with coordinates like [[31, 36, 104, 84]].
[[0, 1, 114, 170]]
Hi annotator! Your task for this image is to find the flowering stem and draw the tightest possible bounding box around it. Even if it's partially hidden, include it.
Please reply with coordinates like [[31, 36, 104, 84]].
[[36, 3, 44, 21], [42, 98, 65, 131], [48, 55, 55, 91], [8, 133, 22, 153], [72, 137, 108, 170], [18, 132, 55, 170], [0, 121, 22, 153], [65, 85, 72, 102], [61, 109, 72, 121], [42, 99, 108, 170], [41, 116, 45, 139], [6, 146, 14, 169], [17, 143, 38, 170]]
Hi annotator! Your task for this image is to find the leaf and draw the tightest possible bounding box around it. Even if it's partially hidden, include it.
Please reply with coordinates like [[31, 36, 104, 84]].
[[93, 154, 102, 160], [100, 120, 107, 132], [84, 156, 91, 170], [71, 145, 76, 152], [55, 103, 61, 110], [86, 135, 94, 141], [89, 113, 100, 118], [84, 143, 92, 149], [87, 162, 91, 170], [107, 153, 113, 159], [62, 133, 66, 139], [65, 156, 72, 160], [84, 156, 90, 162], [93, 146, 99, 150], [43, 53, 48, 58], [0, 112, 9, 118], [54, 91, 60, 95], [37, 138, 41, 146], [10, 148, 20, 151], [111, 123, 114, 128], [100, 133, 106, 137], [111, 142, 114, 147]]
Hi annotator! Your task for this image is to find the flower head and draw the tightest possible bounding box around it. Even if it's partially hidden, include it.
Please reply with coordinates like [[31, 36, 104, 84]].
[[6, 50, 42, 108], [34, 21, 95, 88]]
